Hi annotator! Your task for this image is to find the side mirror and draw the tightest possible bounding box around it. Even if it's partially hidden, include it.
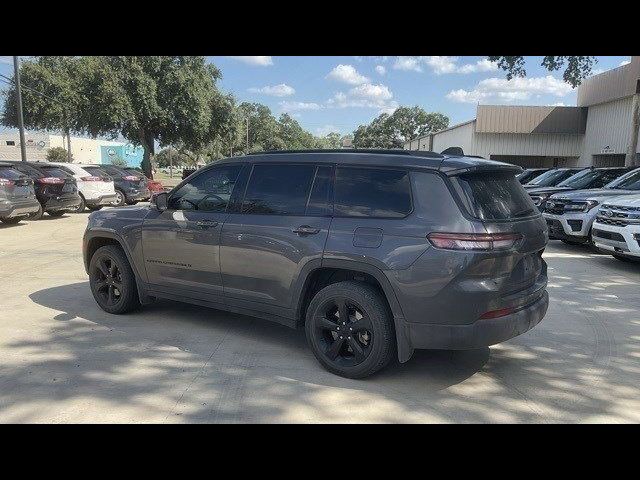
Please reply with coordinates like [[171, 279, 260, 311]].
[[151, 192, 168, 212]]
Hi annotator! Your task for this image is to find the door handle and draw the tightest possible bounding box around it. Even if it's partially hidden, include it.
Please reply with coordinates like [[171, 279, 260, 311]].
[[293, 225, 320, 235], [196, 220, 219, 229]]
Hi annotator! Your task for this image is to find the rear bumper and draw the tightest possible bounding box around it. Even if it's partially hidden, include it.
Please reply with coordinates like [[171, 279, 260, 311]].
[[44, 195, 82, 212], [85, 194, 118, 207], [405, 291, 548, 350], [0, 198, 41, 218]]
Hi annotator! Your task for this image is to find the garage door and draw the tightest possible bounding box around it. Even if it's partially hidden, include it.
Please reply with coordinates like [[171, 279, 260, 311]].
[[592, 154, 626, 167]]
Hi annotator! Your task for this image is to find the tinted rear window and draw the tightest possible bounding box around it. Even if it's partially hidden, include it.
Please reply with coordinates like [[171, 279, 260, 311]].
[[84, 166, 109, 177], [101, 165, 125, 176], [39, 166, 71, 178], [453, 171, 537, 220], [334, 168, 411, 218]]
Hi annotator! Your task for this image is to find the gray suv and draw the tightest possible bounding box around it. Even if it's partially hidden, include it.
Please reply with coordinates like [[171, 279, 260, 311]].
[[83, 150, 549, 378]]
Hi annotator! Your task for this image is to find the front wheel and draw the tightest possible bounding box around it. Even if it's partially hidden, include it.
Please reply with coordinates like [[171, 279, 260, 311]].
[[89, 245, 140, 314], [305, 281, 395, 379], [47, 210, 66, 217]]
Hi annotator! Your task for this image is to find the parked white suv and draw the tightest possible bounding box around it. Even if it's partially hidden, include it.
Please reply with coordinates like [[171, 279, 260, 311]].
[[42, 162, 118, 212], [592, 194, 640, 262]]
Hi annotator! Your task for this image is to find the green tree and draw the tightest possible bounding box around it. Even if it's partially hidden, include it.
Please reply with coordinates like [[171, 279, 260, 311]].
[[2, 56, 233, 179], [488, 56, 598, 87], [353, 107, 449, 149], [46, 146, 73, 162]]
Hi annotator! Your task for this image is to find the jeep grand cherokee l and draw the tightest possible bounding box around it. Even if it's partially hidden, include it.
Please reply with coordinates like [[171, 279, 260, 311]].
[[84, 150, 549, 378]]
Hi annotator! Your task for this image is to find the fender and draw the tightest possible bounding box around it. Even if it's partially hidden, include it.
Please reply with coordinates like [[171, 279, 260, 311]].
[[297, 258, 414, 363], [83, 228, 153, 305]]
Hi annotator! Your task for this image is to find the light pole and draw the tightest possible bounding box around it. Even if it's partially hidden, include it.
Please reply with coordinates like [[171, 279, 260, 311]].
[[13, 56, 27, 162]]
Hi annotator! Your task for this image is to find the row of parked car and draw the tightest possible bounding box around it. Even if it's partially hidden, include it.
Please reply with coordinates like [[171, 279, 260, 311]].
[[517, 166, 640, 262], [0, 160, 164, 225]]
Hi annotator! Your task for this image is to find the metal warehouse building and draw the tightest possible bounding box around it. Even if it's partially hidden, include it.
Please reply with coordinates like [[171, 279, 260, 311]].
[[405, 56, 640, 167]]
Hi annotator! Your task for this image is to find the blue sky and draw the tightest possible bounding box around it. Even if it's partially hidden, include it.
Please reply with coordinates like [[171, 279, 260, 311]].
[[0, 56, 632, 137]]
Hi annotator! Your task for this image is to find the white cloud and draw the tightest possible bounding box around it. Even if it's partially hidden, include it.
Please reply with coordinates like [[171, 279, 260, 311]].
[[393, 56, 499, 75], [619, 59, 631, 67], [248, 83, 295, 97], [393, 57, 423, 72], [446, 75, 574, 104], [375, 65, 386, 75], [457, 58, 499, 74], [227, 56, 273, 66], [551, 102, 566, 107], [278, 101, 322, 112], [327, 82, 398, 113], [0, 56, 12, 64], [315, 124, 340, 136], [326, 64, 370, 85]]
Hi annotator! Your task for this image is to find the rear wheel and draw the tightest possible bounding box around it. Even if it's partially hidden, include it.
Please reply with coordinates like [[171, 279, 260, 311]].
[[305, 281, 395, 379], [114, 190, 126, 207], [89, 245, 140, 314], [1, 217, 22, 225], [47, 210, 66, 217]]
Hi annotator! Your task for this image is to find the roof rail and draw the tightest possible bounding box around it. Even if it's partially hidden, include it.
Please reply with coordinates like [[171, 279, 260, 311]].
[[248, 148, 444, 158]]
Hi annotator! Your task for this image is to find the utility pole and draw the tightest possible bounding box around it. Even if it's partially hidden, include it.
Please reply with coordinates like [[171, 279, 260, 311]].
[[246, 117, 250, 153], [13, 56, 27, 162], [627, 90, 640, 166]]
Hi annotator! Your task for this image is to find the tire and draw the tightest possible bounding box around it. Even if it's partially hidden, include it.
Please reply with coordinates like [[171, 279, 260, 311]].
[[1, 217, 22, 225], [114, 190, 126, 207], [305, 281, 395, 379], [72, 195, 86, 213], [47, 210, 66, 217], [87, 205, 103, 211], [30, 204, 44, 220], [89, 245, 140, 314]]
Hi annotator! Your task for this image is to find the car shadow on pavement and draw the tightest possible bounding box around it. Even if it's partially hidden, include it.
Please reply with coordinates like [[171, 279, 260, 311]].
[[0, 222, 26, 229], [14, 251, 640, 423], [15, 281, 491, 423]]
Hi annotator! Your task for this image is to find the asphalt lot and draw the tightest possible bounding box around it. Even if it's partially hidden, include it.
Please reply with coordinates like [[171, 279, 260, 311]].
[[1, 209, 640, 423]]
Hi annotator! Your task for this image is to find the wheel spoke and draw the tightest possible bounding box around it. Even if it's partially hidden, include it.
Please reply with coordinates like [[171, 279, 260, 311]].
[[108, 285, 115, 304], [348, 337, 366, 362], [97, 259, 109, 277], [349, 313, 372, 332], [109, 261, 117, 276], [326, 336, 345, 360], [94, 279, 108, 292], [316, 315, 338, 331], [337, 299, 349, 323]]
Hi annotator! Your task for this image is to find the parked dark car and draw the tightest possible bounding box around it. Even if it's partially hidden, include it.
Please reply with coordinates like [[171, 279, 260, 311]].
[[523, 168, 586, 190], [84, 149, 549, 378], [0, 162, 41, 224], [3, 160, 82, 219], [516, 168, 549, 185], [528, 167, 634, 209], [86, 165, 150, 207], [122, 167, 165, 194]]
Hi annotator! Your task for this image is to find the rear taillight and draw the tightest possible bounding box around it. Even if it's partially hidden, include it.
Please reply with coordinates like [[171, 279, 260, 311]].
[[0, 178, 15, 187], [427, 232, 522, 251], [123, 175, 140, 181], [36, 177, 65, 185], [81, 176, 103, 182]]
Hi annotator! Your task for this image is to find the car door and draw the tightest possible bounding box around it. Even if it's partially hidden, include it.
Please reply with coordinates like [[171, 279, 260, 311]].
[[219, 162, 333, 317], [141, 163, 244, 303]]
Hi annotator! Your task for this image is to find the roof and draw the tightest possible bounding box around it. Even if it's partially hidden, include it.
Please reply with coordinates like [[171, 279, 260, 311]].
[[476, 105, 587, 134], [219, 149, 519, 175], [577, 56, 640, 107]]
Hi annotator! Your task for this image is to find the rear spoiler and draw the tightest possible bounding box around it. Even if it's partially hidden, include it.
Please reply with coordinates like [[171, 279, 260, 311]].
[[443, 163, 523, 176]]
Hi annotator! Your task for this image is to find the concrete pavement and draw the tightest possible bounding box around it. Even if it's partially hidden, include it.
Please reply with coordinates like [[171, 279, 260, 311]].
[[1, 210, 640, 423]]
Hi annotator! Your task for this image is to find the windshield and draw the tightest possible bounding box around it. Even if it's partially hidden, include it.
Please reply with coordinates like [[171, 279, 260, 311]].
[[607, 168, 640, 190], [526, 169, 582, 187], [557, 169, 628, 189]]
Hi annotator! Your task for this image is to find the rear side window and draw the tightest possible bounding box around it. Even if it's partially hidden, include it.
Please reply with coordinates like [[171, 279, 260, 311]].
[[306, 166, 333, 216], [334, 168, 411, 218], [452, 171, 537, 220], [243, 164, 316, 215]]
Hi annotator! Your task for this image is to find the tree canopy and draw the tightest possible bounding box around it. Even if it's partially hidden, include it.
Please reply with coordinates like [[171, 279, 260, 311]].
[[353, 107, 449, 149], [488, 56, 598, 88]]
